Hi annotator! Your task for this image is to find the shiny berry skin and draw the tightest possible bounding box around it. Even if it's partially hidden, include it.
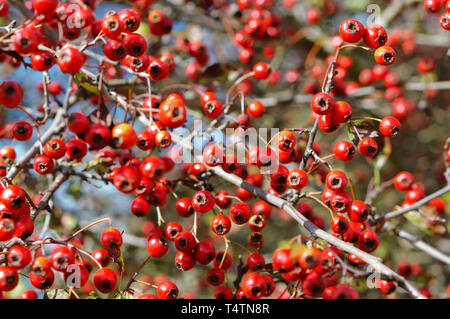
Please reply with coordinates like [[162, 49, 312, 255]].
[[405, 188, 425, 204], [318, 114, 340, 133], [252, 200, 272, 220], [215, 190, 232, 209], [203, 99, 223, 119], [206, 267, 225, 286], [270, 166, 290, 188], [214, 252, 232, 269], [349, 200, 370, 222], [0, 185, 27, 212], [333, 140, 355, 161], [248, 232, 264, 249], [14, 215, 34, 239], [123, 33, 147, 57], [57, 47, 86, 74], [191, 190, 215, 213], [101, 227, 123, 251], [302, 271, 326, 297], [68, 112, 89, 135], [379, 116, 401, 137], [148, 59, 169, 81], [424, 0, 441, 13], [272, 248, 294, 272], [103, 39, 126, 61], [81, 123, 111, 149], [247, 100, 266, 118], [19, 290, 38, 299], [230, 202, 251, 225], [247, 252, 265, 271], [136, 130, 155, 151], [164, 222, 183, 241], [13, 122, 33, 141], [311, 92, 334, 115], [111, 123, 137, 149], [0, 0, 8, 17], [363, 24, 387, 48], [332, 101, 352, 123], [276, 130, 296, 152], [155, 130, 172, 148], [118, 8, 140, 33], [31, 51, 55, 71], [287, 169, 308, 190], [339, 19, 364, 43], [374, 46, 396, 65], [358, 138, 378, 157], [44, 139, 66, 159], [331, 284, 360, 299], [176, 197, 195, 218], [0, 81, 22, 109], [0, 146, 16, 162], [175, 251, 196, 271], [93, 268, 117, 294], [358, 229, 379, 253], [92, 249, 111, 267], [299, 247, 322, 269], [194, 241, 216, 265], [241, 272, 267, 299], [157, 280, 178, 299], [0, 218, 14, 241], [13, 28, 39, 55], [417, 57, 435, 73], [249, 214, 266, 232], [330, 190, 353, 213], [49, 246, 75, 272], [0, 266, 18, 291], [210, 214, 232, 235], [123, 54, 150, 73], [330, 215, 349, 234], [7, 245, 31, 269], [102, 12, 123, 38], [377, 280, 397, 295], [253, 62, 271, 79], [33, 154, 54, 175], [29, 268, 54, 290], [131, 196, 151, 217], [326, 170, 348, 192], [440, 12, 450, 30], [174, 231, 196, 253], [147, 236, 169, 257]]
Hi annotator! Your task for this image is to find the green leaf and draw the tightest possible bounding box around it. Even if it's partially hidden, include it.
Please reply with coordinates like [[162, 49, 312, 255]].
[[404, 210, 434, 236], [73, 72, 100, 95]]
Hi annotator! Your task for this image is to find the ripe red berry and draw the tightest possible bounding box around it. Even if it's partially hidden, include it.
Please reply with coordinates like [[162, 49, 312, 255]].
[[358, 229, 379, 253], [302, 271, 326, 297], [210, 214, 232, 235], [123, 33, 147, 57], [379, 116, 401, 137], [0, 218, 14, 241], [131, 196, 151, 217], [33, 154, 54, 175], [330, 215, 349, 234], [241, 272, 267, 299], [349, 200, 370, 222], [311, 92, 334, 115], [157, 280, 178, 299], [175, 251, 196, 271], [13, 122, 33, 141], [287, 169, 308, 190], [424, 0, 441, 13], [0, 266, 18, 291], [206, 267, 225, 286], [339, 19, 364, 43], [194, 241, 216, 265], [147, 236, 169, 257], [57, 47, 87, 74], [7, 245, 32, 269], [246, 100, 266, 118], [191, 190, 215, 213], [19, 290, 38, 299], [358, 138, 378, 157], [203, 99, 223, 119], [92, 248, 111, 267], [103, 39, 126, 61], [174, 231, 196, 253], [331, 283, 360, 299], [272, 248, 294, 272], [363, 24, 388, 48], [101, 227, 123, 251], [330, 190, 353, 213], [247, 252, 265, 271], [50, 246, 75, 272], [440, 12, 450, 30], [276, 130, 296, 152], [230, 202, 251, 225], [44, 139, 66, 159], [332, 101, 352, 123], [253, 62, 271, 79], [31, 50, 56, 71], [325, 170, 348, 192], [333, 140, 355, 161], [93, 268, 117, 294], [374, 46, 396, 65]]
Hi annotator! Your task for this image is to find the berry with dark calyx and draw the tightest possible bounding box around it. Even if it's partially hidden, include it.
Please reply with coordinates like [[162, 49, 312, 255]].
[[176, 197, 195, 218], [123, 33, 147, 57], [164, 222, 183, 241], [57, 47, 86, 74], [302, 271, 326, 297], [276, 130, 296, 152], [157, 280, 178, 299], [330, 215, 349, 234], [440, 12, 450, 30], [272, 248, 294, 272], [210, 214, 231, 236], [332, 101, 352, 123], [330, 190, 353, 213], [215, 190, 232, 209], [175, 251, 196, 271], [49, 246, 75, 272], [174, 231, 196, 253], [147, 236, 169, 257], [103, 39, 126, 61], [13, 122, 33, 141], [331, 284, 360, 299], [92, 248, 111, 267], [194, 241, 216, 265], [394, 171, 414, 191], [379, 116, 401, 137], [339, 19, 364, 43], [358, 138, 378, 157], [101, 227, 123, 251], [44, 139, 66, 159], [191, 190, 215, 213], [349, 200, 370, 222], [31, 51, 55, 71], [206, 267, 225, 286], [358, 229, 379, 253], [0, 81, 22, 109], [325, 170, 348, 192], [230, 202, 251, 225], [241, 272, 267, 299], [253, 62, 271, 79], [0, 266, 18, 291], [333, 140, 355, 161], [93, 268, 117, 294], [248, 214, 266, 232], [33, 154, 54, 175], [363, 24, 388, 48], [287, 169, 308, 190], [0, 218, 14, 241], [7, 245, 32, 269], [203, 99, 223, 119], [311, 92, 334, 115], [374, 46, 396, 65], [131, 196, 151, 217]]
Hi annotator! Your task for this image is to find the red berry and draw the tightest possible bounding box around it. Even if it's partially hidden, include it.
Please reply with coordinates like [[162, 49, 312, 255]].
[[394, 171, 414, 191], [333, 140, 355, 161], [339, 19, 364, 43], [287, 169, 308, 190], [374, 46, 396, 65], [363, 24, 388, 48], [93, 268, 117, 294], [330, 215, 349, 234], [246, 100, 266, 118], [311, 92, 334, 115], [174, 231, 196, 253], [379, 116, 401, 137], [57, 47, 86, 74], [157, 280, 178, 299], [101, 227, 123, 251], [191, 190, 215, 213], [325, 170, 348, 192], [349, 200, 370, 222], [358, 229, 379, 253], [194, 241, 216, 265], [358, 138, 378, 157], [13, 122, 33, 141], [33, 154, 54, 175], [147, 236, 169, 257], [253, 62, 271, 79], [0, 266, 18, 291], [210, 214, 232, 235], [230, 202, 251, 225], [241, 272, 267, 299]]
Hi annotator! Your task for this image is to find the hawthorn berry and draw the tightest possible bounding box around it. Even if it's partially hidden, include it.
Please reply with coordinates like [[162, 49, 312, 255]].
[[191, 190, 215, 213], [157, 280, 178, 299], [358, 138, 378, 157], [93, 268, 117, 294], [379, 116, 401, 137], [101, 227, 123, 251], [374, 46, 396, 65], [339, 19, 364, 43], [147, 236, 169, 257]]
